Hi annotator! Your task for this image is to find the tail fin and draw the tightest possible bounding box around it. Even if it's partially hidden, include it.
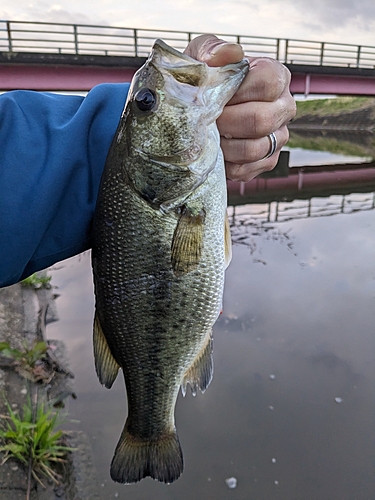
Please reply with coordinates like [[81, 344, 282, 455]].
[[110, 424, 183, 484]]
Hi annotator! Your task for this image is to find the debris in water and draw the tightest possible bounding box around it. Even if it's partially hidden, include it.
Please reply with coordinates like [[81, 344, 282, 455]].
[[272, 458, 277, 463], [225, 477, 237, 489], [268, 405, 275, 411], [253, 258, 267, 265], [269, 374, 276, 380], [274, 480, 279, 485], [335, 397, 343, 404]]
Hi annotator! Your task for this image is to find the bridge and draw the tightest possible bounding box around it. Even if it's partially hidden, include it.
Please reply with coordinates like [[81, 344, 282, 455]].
[[1, 20, 375, 96], [227, 156, 375, 236], [228, 155, 375, 205]]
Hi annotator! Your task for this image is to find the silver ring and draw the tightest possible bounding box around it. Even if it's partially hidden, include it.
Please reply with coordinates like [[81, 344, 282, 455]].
[[264, 132, 277, 159]]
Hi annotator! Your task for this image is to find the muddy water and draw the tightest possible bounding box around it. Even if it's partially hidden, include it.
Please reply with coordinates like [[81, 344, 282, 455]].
[[47, 146, 375, 500]]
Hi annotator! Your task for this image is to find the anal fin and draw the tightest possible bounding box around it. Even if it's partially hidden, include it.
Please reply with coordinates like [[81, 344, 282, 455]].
[[181, 330, 213, 396], [93, 312, 120, 388]]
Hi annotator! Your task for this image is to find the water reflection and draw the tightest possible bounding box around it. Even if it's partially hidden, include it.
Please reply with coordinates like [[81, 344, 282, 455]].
[[228, 151, 375, 206], [46, 134, 375, 499], [288, 129, 375, 161]]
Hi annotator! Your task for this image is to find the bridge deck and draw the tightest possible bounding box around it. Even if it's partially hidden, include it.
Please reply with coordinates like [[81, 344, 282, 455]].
[[0, 21, 374, 94]]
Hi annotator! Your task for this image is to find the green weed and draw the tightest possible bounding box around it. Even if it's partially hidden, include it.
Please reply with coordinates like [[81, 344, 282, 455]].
[[0, 341, 57, 383], [21, 273, 52, 289], [0, 398, 73, 486], [0, 341, 48, 368], [287, 131, 372, 157], [295, 96, 375, 118]]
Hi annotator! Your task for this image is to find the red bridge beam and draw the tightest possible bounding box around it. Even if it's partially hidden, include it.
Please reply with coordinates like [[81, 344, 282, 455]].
[[290, 73, 375, 96], [287, 64, 375, 96], [0, 55, 374, 95], [0, 53, 144, 91], [0, 64, 137, 91]]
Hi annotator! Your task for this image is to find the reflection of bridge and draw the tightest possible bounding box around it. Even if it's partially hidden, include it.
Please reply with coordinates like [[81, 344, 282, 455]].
[[0, 20, 374, 95], [229, 191, 375, 227], [227, 154, 375, 229], [228, 191, 375, 251], [228, 154, 375, 205]]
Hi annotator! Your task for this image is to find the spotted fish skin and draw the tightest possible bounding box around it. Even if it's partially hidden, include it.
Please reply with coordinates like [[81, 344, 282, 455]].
[[92, 39, 248, 484]]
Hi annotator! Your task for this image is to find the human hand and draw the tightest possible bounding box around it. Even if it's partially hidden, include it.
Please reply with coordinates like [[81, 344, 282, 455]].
[[184, 35, 296, 182]]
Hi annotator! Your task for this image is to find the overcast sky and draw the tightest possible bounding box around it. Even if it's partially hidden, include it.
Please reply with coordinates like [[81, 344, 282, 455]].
[[1, 0, 375, 48]]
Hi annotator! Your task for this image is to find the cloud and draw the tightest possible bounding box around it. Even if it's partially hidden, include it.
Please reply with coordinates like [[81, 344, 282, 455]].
[[270, 0, 375, 32], [1, 0, 375, 50]]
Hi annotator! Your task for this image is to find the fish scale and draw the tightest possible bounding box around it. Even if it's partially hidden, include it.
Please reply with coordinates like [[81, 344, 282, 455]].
[[92, 39, 248, 484]]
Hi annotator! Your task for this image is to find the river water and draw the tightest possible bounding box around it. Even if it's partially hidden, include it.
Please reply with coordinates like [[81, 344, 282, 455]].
[[47, 134, 375, 500]]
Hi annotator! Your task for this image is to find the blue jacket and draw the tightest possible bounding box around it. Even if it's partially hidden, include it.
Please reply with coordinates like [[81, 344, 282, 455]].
[[0, 83, 130, 287]]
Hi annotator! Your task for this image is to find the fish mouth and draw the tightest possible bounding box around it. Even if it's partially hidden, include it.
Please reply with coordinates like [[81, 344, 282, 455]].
[[152, 39, 248, 72], [235, 58, 250, 74], [151, 38, 249, 82], [152, 39, 203, 66]]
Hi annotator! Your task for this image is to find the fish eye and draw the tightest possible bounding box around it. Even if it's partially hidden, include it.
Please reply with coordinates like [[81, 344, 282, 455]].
[[134, 88, 157, 112]]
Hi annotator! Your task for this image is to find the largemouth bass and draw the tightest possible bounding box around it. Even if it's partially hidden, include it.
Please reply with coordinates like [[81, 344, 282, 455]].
[[92, 39, 248, 484]]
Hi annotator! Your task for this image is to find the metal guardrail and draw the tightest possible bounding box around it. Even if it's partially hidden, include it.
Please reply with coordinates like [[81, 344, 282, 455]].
[[0, 20, 374, 69]]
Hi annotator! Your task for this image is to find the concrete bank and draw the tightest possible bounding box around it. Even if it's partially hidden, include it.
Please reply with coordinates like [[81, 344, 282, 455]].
[[289, 101, 375, 132], [0, 277, 100, 499]]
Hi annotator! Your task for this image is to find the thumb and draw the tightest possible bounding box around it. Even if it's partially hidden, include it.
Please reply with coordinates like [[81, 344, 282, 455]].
[[184, 34, 245, 67]]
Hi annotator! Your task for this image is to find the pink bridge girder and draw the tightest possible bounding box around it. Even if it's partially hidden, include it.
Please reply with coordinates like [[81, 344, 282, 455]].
[[0, 60, 374, 96]]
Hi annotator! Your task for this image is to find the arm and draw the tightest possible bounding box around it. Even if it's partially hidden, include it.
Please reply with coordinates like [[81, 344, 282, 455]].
[[0, 35, 296, 288], [0, 83, 129, 287]]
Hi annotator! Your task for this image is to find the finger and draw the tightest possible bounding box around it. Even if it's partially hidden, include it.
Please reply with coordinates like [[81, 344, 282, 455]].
[[225, 155, 281, 182], [184, 34, 244, 66], [221, 125, 289, 165], [228, 57, 292, 104], [225, 152, 282, 183], [218, 97, 294, 140]]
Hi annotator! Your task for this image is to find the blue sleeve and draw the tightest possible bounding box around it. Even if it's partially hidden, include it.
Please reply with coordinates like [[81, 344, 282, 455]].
[[0, 83, 130, 287]]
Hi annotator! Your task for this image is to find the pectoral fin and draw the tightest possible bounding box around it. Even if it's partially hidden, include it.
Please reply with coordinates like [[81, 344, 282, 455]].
[[93, 312, 120, 389], [171, 207, 205, 276], [224, 211, 232, 269], [181, 330, 213, 396]]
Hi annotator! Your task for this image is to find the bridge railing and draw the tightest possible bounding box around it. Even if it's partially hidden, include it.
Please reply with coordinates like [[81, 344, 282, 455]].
[[284, 39, 375, 68], [0, 20, 374, 68]]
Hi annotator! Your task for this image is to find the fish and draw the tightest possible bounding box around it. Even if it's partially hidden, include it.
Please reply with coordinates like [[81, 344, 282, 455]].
[[91, 39, 248, 484]]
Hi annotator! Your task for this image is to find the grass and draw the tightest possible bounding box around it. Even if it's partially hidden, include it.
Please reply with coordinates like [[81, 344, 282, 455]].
[[21, 273, 52, 289], [0, 341, 48, 368], [295, 96, 375, 118], [0, 397, 74, 488], [287, 131, 374, 157], [0, 340, 51, 380], [0, 341, 60, 384]]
